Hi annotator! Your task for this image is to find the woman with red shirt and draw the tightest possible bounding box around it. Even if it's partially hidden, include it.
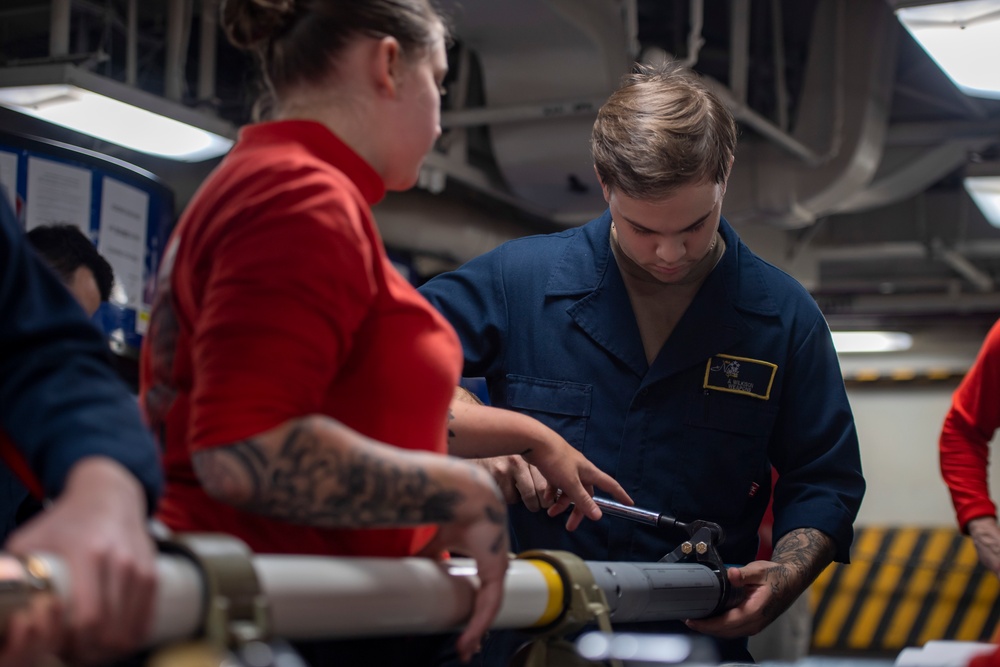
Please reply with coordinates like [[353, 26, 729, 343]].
[[140, 1, 630, 663], [941, 319, 1000, 574]]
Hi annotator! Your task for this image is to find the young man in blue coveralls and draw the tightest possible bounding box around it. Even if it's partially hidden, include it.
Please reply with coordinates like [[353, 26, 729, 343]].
[[419, 60, 866, 663]]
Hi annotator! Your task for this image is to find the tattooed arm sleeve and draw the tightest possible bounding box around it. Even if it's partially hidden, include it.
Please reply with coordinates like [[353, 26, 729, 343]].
[[191, 415, 489, 527], [763, 527, 836, 618]]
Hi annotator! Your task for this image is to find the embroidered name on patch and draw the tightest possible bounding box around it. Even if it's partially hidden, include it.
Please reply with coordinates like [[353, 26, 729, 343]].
[[703, 354, 777, 400]]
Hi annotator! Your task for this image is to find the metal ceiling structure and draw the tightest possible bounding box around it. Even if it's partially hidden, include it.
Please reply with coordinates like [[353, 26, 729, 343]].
[[424, 0, 1000, 333], [2, 0, 1000, 333]]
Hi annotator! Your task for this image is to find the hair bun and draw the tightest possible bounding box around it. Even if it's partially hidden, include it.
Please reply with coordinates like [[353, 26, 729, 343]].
[[221, 0, 297, 51]]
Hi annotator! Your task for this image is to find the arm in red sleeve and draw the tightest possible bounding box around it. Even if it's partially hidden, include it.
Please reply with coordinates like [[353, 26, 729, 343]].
[[940, 319, 1000, 531]]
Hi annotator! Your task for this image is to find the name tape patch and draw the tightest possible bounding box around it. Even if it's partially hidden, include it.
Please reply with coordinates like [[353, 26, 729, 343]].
[[703, 354, 777, 400]]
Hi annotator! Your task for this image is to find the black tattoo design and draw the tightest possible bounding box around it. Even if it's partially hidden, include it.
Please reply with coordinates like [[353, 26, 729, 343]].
[[193, 420, 464, 526], [759, 527, 835, 622], [771, 527, 835, 577], [448, 408, 456, 440]]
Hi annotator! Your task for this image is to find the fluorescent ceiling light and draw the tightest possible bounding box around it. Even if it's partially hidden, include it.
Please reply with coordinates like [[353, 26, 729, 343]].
[[964, 176, 1000, 227], [896, 1, 1000, 99], [832, 331, 913, 354], [0, 65, 234, 161]]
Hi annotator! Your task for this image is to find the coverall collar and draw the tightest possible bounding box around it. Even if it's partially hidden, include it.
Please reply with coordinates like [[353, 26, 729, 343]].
[[545, 210, 780, 380]]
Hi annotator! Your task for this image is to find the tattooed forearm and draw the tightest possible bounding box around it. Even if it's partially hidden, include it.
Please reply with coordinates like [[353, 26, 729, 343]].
[[192, 418, 466, 527], [756, 527, 836, 621], [448, 386, 486, 447], [771, 527, 836, 580]]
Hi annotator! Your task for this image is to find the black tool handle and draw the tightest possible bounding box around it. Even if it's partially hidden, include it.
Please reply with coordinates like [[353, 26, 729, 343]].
[[593, 497, 660, 526], [593, 496, 687, 531]]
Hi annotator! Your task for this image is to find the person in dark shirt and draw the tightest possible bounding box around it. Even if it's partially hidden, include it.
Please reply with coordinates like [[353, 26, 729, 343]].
[[420, 60, 864, 664], [6, 224, 122, 532], [26, 223, 114, 318], [0, 191, 162, 667]]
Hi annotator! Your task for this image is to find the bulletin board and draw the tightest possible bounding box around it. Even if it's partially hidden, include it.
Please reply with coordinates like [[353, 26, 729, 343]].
[[0, 131, 175, 353]]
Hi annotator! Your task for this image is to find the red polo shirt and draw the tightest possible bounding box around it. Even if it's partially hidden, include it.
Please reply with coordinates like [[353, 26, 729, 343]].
[[141, 120, 461, 556], [940, 319, 1000, 531]]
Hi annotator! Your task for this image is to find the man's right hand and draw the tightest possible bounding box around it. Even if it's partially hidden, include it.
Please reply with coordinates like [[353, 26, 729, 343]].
[[968, 517, 1000, 575], [475, 455, 552, 512]]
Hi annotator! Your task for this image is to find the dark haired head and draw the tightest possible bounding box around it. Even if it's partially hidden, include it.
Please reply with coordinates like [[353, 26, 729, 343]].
[[221, 0, 448, 119], [26, 224, 114, 302]]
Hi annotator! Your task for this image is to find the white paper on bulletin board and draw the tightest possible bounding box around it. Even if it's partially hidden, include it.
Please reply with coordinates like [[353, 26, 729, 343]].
[[98, 177, 148, 311], [25, 156, 93, 232], [0, 151, 17, 211]]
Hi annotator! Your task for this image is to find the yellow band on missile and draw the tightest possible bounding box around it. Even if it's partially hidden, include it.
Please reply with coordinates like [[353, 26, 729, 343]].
[[525, 559, 565, 627]]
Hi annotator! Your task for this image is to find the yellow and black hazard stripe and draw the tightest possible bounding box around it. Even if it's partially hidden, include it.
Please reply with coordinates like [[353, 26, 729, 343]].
[[811, 526, 1000, 653], [844, 369, 965, 386]]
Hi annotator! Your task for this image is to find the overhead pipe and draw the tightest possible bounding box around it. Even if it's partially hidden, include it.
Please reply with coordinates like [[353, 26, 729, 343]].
[[677, 0, 705, 68], [828, 291, 1000, 316], [0, 6, 48, 21], [719, 0, 846, 167], [660, 0, 845, 168], [664, 0, 809, 155], [830, 140, 986, 213], [165, 0, 190, 102], [705, 79, 828, 165], [817, 239, 1000, 262], [770, 0, 789, 132], [729, 0, 751, 104], [622, 0, 641, 61], [723, 0, 894, 229], [198, 0, 219, 104], [126, 0, 137, 85], [49, 0, 71, 57], [887, 118, 1000, 146], [642, 0, 704, 69], [441, 96, 607, 129], [439, 43, 472, 158], [816, 0, 847, 164], [931, 238, 995, 293]]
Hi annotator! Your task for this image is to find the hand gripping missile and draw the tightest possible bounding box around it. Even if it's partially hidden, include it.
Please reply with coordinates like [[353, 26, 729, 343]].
[[0, 530, 740, 652]]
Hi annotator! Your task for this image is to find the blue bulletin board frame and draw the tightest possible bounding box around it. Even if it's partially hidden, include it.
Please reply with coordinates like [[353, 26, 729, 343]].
[[0, 131, 175, 353]]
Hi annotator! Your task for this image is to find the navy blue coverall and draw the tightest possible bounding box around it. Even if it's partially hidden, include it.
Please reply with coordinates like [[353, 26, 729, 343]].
[[419, 211, 865, 662]]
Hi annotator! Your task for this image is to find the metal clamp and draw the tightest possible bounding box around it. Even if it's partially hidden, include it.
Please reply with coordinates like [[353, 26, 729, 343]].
[[592, 497, 744, 615], [159, 533, 270, 650], [514, 550, 621, 667]]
